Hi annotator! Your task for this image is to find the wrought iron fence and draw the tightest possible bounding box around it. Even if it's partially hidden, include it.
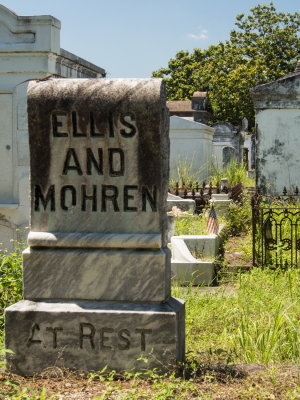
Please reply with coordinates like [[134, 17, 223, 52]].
[[168, 181, 245, 214], [252, 187, 300, 269], [168, 181, 228, 214]]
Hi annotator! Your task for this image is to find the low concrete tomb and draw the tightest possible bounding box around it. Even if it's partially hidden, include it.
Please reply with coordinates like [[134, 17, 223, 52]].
[[171, 226, 225, 286], [167, 193, 195, 213], [5, 78, 185, 375], [209, 193, 231, 216]]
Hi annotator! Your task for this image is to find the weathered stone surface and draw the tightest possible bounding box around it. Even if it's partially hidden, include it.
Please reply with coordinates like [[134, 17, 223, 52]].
[[5, 298, 185, 376], [209, 196, 231, 216], [212, 122, 243, 169], [22, 78, 171, 303], [171, 260, 215, 286], [27, 231, 162, 249], [23, 247, 170, 302], [27, 79, 169, 238], [167, 193, 195, 212], [251, 69, 300, 193]]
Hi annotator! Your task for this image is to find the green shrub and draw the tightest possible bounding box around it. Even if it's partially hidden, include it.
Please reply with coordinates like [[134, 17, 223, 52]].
[[0, 243, 24, 338], [225, 193, 252, 236]]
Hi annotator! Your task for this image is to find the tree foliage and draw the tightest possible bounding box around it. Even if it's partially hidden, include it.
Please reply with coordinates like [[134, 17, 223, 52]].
[[152, 3, 300, 127]]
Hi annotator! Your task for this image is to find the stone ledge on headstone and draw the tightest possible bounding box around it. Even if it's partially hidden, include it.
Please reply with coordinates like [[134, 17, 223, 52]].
[[28, 231, 162, 249]]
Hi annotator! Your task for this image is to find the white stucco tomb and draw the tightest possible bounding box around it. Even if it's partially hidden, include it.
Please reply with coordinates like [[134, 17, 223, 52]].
[[0, 5, 105, 250], [212, 122, 244, 168], [251, 63, 300, 194], [169, 116, 214, 183]]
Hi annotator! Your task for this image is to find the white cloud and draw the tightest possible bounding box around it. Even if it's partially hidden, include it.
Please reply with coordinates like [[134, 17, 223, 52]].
[[187, 28, 208, 40]]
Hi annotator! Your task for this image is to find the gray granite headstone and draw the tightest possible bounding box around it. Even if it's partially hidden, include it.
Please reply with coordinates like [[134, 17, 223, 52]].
[[5, 78, 185, 375]]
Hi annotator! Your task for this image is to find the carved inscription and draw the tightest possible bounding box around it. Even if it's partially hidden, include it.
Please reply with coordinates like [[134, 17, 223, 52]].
[[33, 111, 158, 213], [34, 184, 157, 212], [27, 323, 153, 351], [52, 111, 137, 138]]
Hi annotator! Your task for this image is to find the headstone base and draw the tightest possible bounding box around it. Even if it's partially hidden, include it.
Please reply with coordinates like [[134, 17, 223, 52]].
[[23, 247, 170, 302], [5, 298, 185, 376]]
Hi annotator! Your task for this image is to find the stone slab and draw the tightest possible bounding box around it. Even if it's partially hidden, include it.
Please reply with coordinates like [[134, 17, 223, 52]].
[[23, 247, 171, 302], [211, 193, 229, 201], [172, 234, 223, 259], [167, 193, 195, 212], [209, 199, 232, 216], [27, 79, 169, 238], [5, 298, 185, 376], [171, 261, 215, 286]]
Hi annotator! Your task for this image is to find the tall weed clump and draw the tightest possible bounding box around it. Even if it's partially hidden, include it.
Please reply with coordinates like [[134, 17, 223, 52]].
[[173, 267, 300, 365], [235, 267, 300, 363], [169, 157, 211, 189], [225, 192, 252, 236], [0, 243, 23, 339], [174, 213, 208, 236], [210, 159, 254, 187]]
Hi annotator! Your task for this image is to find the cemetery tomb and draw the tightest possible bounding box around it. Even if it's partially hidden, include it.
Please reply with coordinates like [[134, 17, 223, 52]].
[[251, 62, 300, 193], [0, 5, 105, 251], [5, 78, 185, 375]]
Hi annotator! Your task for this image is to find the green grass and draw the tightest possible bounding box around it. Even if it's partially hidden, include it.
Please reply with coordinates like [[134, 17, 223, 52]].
[[1, 231, 300, 398], [174, 212, 226, 236], [173, 267, 300, 365], [174, 213, 209, 236], [1, 245, 299, 365]]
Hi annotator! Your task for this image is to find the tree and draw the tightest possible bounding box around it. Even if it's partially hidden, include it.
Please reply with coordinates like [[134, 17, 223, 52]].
[[152, 3, 300, 127]]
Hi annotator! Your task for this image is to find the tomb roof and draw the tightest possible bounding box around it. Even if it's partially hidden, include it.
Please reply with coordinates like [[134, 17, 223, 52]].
[[167, 100, 193, 112], [191, 91, 207, 98]]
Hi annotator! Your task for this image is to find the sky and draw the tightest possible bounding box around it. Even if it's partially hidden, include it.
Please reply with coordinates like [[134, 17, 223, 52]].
[[2, 0, 300, 78]]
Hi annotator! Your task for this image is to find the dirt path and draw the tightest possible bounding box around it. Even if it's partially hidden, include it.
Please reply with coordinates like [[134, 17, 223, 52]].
[[223, 234, 252, 271], [1, 364, 300, 399]]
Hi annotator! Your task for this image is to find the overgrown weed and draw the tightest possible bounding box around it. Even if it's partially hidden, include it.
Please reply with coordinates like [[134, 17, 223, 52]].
[[174, 213, 208, 236], [174, 212, 225, 236], [169, 156, 207, 189], [210, 159, 254, 187], [225, 192, 252, 236], [173, 266, 300, 365], [0, 242, 24, 340]]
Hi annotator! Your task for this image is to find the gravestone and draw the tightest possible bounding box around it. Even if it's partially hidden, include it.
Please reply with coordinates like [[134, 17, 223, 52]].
[[5, 78, 185, 375]]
